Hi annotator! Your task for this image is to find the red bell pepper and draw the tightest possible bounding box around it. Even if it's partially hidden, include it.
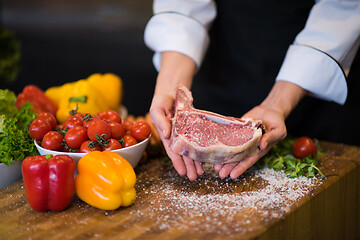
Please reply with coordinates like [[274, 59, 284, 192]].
[[16, 85, 58, 116], [21, 154, 75, 212]]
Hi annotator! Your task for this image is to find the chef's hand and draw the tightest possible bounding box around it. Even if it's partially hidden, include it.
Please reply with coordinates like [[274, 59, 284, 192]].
[[149, 94, 203, 181], [149, 51, 201, 181], [214, 105, 287, 179], [214, 80, 306, 179]]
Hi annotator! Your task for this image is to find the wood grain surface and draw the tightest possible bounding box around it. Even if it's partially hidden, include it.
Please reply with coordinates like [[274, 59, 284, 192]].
[[0, 142, 359, 240]]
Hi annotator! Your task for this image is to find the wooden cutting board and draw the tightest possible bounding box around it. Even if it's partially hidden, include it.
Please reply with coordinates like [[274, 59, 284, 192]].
[[0, 141, 359, 240]]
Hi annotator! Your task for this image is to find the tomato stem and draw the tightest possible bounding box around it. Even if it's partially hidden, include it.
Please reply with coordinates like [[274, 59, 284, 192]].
[[118, 138, 125, 147], [95, 134, 109, 147], [83, 113, 94, 122], [68, 104, 79, 115], [88, 141, 98, 148]]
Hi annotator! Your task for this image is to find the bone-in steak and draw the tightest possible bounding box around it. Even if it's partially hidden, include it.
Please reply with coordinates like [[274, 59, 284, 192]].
[[169, 86, 264, 164]]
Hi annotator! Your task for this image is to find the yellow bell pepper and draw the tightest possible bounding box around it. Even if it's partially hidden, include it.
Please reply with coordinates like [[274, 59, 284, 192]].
[[45, 73, 123, 123], [56, 79, 110, 123], [45, 81, 76, 106], [87, 73, 123, 111], [75, 151, 136, 210]]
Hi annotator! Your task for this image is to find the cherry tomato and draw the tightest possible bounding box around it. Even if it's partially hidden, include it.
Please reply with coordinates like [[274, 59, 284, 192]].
[[41, 131, 63, 151], [122, 120, 133, 134], [60, 143, 71, 152], [87, 119, 111, 141], [102, 138, 122, 151], [100, 110, 122, 124], [73, 112, 85, 119], [64, 126, 88, 149], [80, 140, 102, 153], [83, 114, 100, 128], [29, 118, 52, 140], [108, 122, 125, 140], [36, 112, 57, 130], [123, 135, 138, 148], [64, 115, 83, 129], [131, 121, 151, 142], [292, 136, 316, 158], [94, 112, 103, 118]]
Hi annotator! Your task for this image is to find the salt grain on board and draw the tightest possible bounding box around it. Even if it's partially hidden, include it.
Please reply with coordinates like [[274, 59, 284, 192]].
[[132, 162, 323, 236]]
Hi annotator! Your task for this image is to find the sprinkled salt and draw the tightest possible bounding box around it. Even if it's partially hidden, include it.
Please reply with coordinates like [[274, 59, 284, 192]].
[[134, 161, 323, 236]]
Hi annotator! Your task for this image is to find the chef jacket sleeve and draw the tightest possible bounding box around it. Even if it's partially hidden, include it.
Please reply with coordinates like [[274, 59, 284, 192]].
[[144, 0, 216, 72], [276, 0, 360, 105]]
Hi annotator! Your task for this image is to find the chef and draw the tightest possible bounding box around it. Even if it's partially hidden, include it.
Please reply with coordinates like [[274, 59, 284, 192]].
[[143, 0, 360, 181]]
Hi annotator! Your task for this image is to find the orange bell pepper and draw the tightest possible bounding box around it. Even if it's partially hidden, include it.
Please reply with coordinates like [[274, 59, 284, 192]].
[[75, 151, 136, 210]]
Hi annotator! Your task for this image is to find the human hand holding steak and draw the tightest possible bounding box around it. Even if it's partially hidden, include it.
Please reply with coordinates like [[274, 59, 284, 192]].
[[215, 81, 306, 179], [214, 102, 287, 179], [149, 52, 202, 181], [150, 52, 306, 181], [150, 94, 203, 181]]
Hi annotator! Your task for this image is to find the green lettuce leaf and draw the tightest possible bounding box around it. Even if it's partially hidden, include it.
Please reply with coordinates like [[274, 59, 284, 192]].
[[0, 89, 17, 118], [0, 89, 38, 166]]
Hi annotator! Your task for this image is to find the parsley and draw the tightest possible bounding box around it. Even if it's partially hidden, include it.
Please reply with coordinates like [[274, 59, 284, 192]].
[[261, 138, 325, 178]]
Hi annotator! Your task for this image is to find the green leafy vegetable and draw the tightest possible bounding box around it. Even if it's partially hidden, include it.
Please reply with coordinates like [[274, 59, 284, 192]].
[[0, 28, 21, 87], [261, 137, 325, 178], [0, 89, 38, 166], [0, 89, 17, 117]]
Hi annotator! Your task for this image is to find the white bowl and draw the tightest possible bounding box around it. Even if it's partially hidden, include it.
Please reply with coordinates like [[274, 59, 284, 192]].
[[0, 160, 23, 189], [34, 136, 150, 169]]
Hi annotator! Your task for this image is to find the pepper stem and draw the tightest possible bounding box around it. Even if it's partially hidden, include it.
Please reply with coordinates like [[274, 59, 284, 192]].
[[69, 95, 88, 103]]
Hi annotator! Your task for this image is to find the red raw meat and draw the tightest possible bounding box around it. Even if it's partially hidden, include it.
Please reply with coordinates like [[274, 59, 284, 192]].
[[169, 86, 264, 164]]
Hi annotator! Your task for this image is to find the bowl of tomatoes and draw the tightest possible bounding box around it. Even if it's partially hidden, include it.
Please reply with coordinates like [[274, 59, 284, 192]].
[[30, 110, 151, 168]]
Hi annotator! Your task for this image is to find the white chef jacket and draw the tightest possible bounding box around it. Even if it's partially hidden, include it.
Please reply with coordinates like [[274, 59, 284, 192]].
[[144, 0, 360, 105]]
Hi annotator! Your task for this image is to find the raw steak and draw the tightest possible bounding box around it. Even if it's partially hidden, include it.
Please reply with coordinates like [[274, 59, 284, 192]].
[[169, 86, 264, 164]]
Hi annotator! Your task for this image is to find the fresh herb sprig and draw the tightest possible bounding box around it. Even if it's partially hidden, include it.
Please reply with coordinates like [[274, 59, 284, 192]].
[[262, 138, 325, 178]]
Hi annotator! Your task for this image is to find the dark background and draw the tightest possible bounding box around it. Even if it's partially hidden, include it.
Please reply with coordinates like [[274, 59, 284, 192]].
[[1, 0, 157, 116], [1, 0, 359, 146]]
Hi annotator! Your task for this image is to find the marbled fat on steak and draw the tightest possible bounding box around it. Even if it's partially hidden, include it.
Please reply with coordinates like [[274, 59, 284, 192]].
[[169, 86, 264, 164]]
